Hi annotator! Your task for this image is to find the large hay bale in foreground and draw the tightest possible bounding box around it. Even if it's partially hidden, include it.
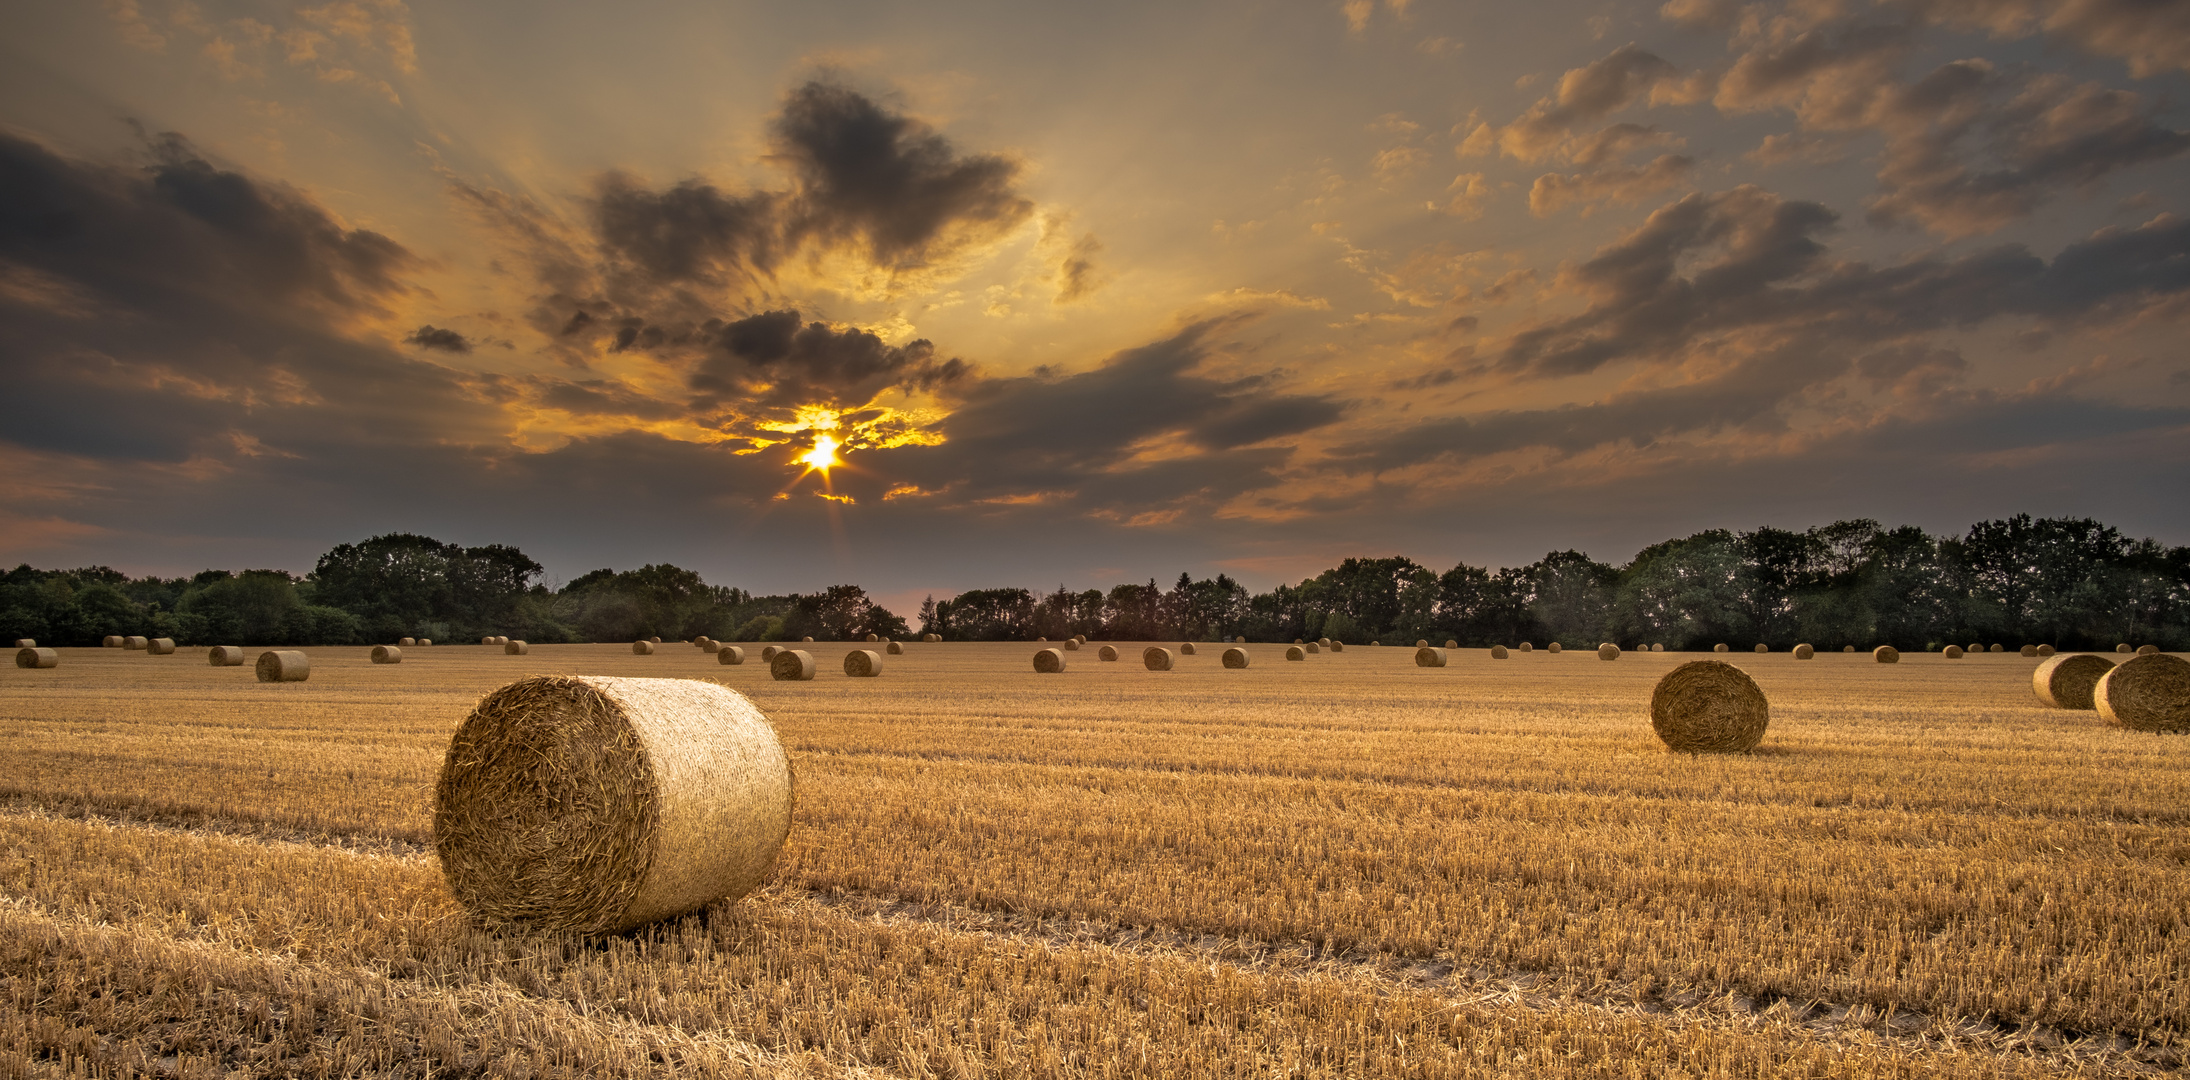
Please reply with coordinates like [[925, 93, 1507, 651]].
[[1143, 647, 1174, 671], [2032, 653, 2115, 710], [102, 636, 123, 648], [208, 646, 244, 666], [633, 641, 656, 655], [1286, 646, 1306, 661], [16, 647, 57, 669], [2095, 654, 2190, 732], [1793, 644, 1814, 659], [125, 636, 148, 650], [1181, 642, 1197, 655], [1033, 648, 1065, 674], [718, 646, 745, 665], [505, 641, 529, 655], [371, 645, 403, 664], [1873, 646, 1898, 663], [1222, 647, 1249, 669], [844, 650, 882, 678], [2139, 645, 2161, 656], [1651, 660, 1769, 753], [1099, 645, 1119, 661], [146, 638, 176, 655], [1599, 643, 1620, 661], [1491, 645, 1508, 659], [1944, 645, 1964, 658], [886, 641, 903, 655], [1414, 646, 1447, 668], [434, 675, 792, 933], [256, 651, 309, 682], [770, 650, 816, 681]]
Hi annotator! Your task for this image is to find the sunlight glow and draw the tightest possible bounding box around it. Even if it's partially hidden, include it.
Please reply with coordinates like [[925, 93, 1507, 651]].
[[800, 433, 843, 475]]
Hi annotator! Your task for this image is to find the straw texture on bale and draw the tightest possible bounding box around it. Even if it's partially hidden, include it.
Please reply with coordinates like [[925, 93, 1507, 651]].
[[1874, 646, 1899, 663], [886, 641, 903, 655], [1713, 644, 1729, 654], [1794, 644, 1814, 659], [2031, 653, 2115, 710], [2038, 644, 2056, 657], [2019, 645, 2038, 658], [125, 636, 148, 650], [2095, 654, 2190, 733], [843, 650, 882, 678], [1181, 642, 1197, 655], [1944, 645, 1965, 658], [2117, 644, 2132, 653], [207, 646, 245, 666], [760, 645, 781, 662], [1063, 639, 1080, 651], [1651, 660, 1769, 753], [1143, 647, 1174, 671], [1222, 647, 1249, 669], [1548, 642, 1562, 654], [103, 636, 123, 648], [717, 646, 745, 665], [1305, 642, 1320, 654], [143, 638, 174, 655], [771, 650, 816, 681], [1599, 643, 1620, 660], [1414, 646, 1447, 667], [1286, 646, 1306, 661], [371, 645, 403, 664], [16, 647, 57, 669], [434, 675, 793, 933], [1033, 648, 1066, 674], [256, 651, 309, 683], [1099, 645, 1119, 661], [1491, 645, 1509, 659], [700, 641, 722, 654], [504, 641, 529, 655], [2139, 644, 2161, 656], [633, 641, 656, 655]]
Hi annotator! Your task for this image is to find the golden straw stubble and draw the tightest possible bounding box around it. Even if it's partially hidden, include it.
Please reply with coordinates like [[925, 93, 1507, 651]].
[[2095, 653, 2190, 733], [433, 675, 793, 933], [1650, 659, 1769, 753], [770, 649, 817, 681], [2031, 653, 2115, 710]]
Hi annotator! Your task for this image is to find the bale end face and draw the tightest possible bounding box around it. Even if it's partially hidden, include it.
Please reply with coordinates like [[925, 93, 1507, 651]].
[[1490, 645, 1509, 659], [2019, 645, 2038, 658], [1519, 642, 1533, 652], [1305, 642, 1320, 654], [256, 650, 310, 682], [717, 646, 745, 665], [1414, 639, 1428, 648], [633, 641, 656, 655], [770, 650, 817, 681], [1873, 646, 1899, 663], [1033, 648, 1066, 674], [1944, 645, 1965, 658], [1793, 644, 1814, 659], [1143, 647, 1175, 671], [1713, 644, 1729, 654], [1221, 647, 1249, 669], [504, 641, 529, 655], [1414, 646, 1447, 668], [886, 641, 903, 655], [2032, 653, 2115, 710], [1181, 642, 1197, 655], [844, 650, 882, 678], [1098, 645, 1120, 662], [1547, 642, 1562, 654], [2095, 654, 2190, 732], [1331, 641, 1345, 652], [1443, 639, 1458, 649], [1286, 645, 1306, 661], [208, 645, 245, 666], [1651, 660, 1769, 753], [16, 647, 57, 669], [760, 645, 781, 662], [371, 645, 403, 664], [1598, 643, 1620, 660], [1063, 639, 1080, 651]]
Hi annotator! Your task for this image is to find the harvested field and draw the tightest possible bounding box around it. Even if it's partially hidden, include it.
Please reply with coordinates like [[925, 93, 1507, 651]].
[[2, 642, 2186, 1078]]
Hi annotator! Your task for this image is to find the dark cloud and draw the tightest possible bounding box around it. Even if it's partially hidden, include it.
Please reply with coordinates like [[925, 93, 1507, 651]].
[[690, 309, 972, 411], [591, 174, 779, 286], [1055, 231, 1104, 303], [404, 325, 472, 352], [1467, 45, 1695, 162]]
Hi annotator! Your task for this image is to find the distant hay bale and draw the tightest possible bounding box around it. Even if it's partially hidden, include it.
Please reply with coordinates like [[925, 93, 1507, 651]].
[[2095, 654, 2190, 733], [1295, 638, 1304, 644], [1415, 639, 1428, 648], [1519, 642, 1533, 652], [801, 636, 814, 643], [1547, 642, 1562, 654], [1099, 645, 1119, 661], [696, 637, 713, 648], [1651, 660, 1769, 753], [924, 633, 941, 643], [1968, 643, 1982, 655], [1222, 647, 1249, 669], [1305, 642, 1320, 654], [1318, 637, 1332, 648], [1599, 643, 1620, 660], [146, 638, 175, 655], [1873, 646, 1899, 664], [1074, 635, 1087, 644], [1063, 639, 1080, 651], [1491, 645, 1508, 659], [1331, 641, 1345, 652], [419, 638, 432, 646], [1713, 644, 1729, 654], [372, 645, 403, 664], [1754, 644, 1768, 653], [2019, 645, 2037, 658], [433, 674, 793, 933], [505, 641, 529, 655], [770, 649, 816, 681], [125, 636, 148, 650], [1444, 639, 1458, 649], [1286, 646, 1306, 661], [1651, 644, 1664, 653], [650, 637, 661, 644], [718, 646, 745, 665], [483, 637, 496, 646], [1143, 647, 1174, 671], [400, 637, 415, 646], [886, 641, 903, 655], [1944, 645, 1965, 658], [1037, 637, 1048, 642], [1988, 644, 2003, 653], [2032, 653, 2115, 710], [1793, 644, 1814, 659], [2037, 644, 2055, 657], [760, 645, 781, 662], [1370, 641, 1379, 647], [1414, 646, 1447, 668], [2117, 643, 2132, 653], [102, 636, 123, 648], [256, 650, 309, 683], [207, 646, 245, 666], [701, 641, 723, 654], [1844, 646, 1856, 653], [1181, 642, 1197, 655], [865, 633, 878, 642], [16, 647, 57, 669], [2138, 645, 2160, 656], [843, 650, 882, 678], [1033, 648, 1066, 674], [633, 641, 656, 655]]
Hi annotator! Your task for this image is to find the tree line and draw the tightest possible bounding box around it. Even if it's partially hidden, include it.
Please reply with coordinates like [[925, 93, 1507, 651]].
[[3, 516, 2184, 650]]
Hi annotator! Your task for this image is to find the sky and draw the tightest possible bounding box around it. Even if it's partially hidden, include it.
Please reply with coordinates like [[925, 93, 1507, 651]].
[[2, 0, 2187, 611]]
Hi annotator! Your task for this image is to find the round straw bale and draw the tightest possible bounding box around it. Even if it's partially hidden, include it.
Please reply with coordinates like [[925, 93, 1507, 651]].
[[207, 645, 244, 666], [649, 637, 661, 644], [865, 633, 878, 642], [256, 650, 309, 682], [1713, 643, 1729, 654], [1305, 642, 1320, 654], [2037, 644, 2055, 657], [696, 637, 713, 648], [1063, 639, 1080, 651], [1370, 641, 1380, 647], [433, 675, 792, 933], [1143, 646, 1174, 671], [401, 637, 416, 646], [1415, 639, 1428, 648], [886, 641, 903, 655], [1443, 639, 1458, 649], [1318, 637, 1332, 648], [1599, 643, 1620, 660], [125, 636, 148, 650], [505, 640, 529, 655], [1793, 644, 1814, 659], [16, 647, 57, 669], [1988, 644, 2003, 653], [800, 636, 814, 643], [146, 638, 175, 655], [1873, 646, 1898, 663], [2018, 644, 2037, 658], [770, 649, 816, 681], [1286, 646, 1306, 661], [843, 650, 882, 677], [718, 646, 745, 665], [2117, 643, 2132, 653], [1033, 648, 1066, 674], [1650, 660, 1769, 753], [1519, 642, 1532, 652], [1944, 645, 1964, 658], [633, 641, 656, 655], [2031, 653, 2115, 710], [1222, 647, 1249, 668], [1548, 642, 1562, 654], [1331, 641, 1345, 652], [102, 636, 122, 648], [2095, 654, 2190, 733], [372, 645, 403, 664], [760, 645, 781, 661], [1967, 643, 1982, 655], [1181, 642, 1197, 655], [482, 636, 496, 646], [2139, 644, 2160, 656], [1652, 643, 1665, 653], [700, 640, 722, 654], [420, 638, 432, 646], [1414, 646, 1447, 668], [1037, 636, 1048, 642], [925, 633, 941, 643], [1843, 645, 1855, 653], [1099, 645, 1119, 661], [1491, 645, 1509, 659], [1295, 638, 1305, 644], [1754, 644, 1768, 653]]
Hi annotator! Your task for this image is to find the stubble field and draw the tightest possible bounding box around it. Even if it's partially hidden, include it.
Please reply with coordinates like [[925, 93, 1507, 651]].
[[2, 640, 2185, 1078]]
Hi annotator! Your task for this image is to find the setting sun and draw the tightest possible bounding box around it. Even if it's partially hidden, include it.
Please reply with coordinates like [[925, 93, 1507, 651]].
[[799, 433, 843, 475]]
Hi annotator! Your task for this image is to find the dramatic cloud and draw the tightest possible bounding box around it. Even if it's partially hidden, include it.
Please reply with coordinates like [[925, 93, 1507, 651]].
[[404, 324, 472, 352], [1463, 44, 1704, 163], [691, 309, 971, 412]]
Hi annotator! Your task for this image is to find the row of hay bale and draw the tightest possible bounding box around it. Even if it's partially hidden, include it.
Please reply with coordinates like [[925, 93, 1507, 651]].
[[1034, 644, 1252, 671]]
